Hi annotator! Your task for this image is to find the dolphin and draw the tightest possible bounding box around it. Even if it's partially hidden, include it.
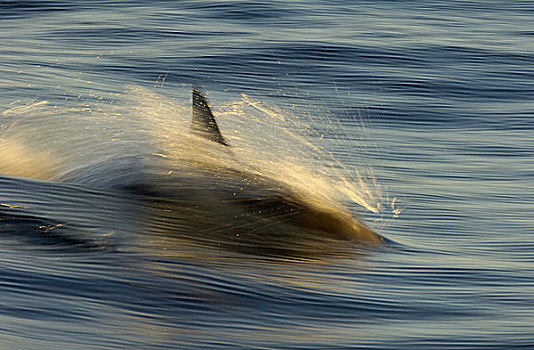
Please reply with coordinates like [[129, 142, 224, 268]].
[[172, 88, 384, 245]]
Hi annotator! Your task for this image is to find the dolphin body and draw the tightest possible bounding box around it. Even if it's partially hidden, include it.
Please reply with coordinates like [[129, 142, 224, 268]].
[[169, 89, 384, 246]]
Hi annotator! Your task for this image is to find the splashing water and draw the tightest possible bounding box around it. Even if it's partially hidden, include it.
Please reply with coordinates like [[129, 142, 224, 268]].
[[0, 84, 388, 255]]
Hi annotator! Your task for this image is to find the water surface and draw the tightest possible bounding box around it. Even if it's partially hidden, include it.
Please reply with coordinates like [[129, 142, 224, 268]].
[[1, 1, 533, 349]]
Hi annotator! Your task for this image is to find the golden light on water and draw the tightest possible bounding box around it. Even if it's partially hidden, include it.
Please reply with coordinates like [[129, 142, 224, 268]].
[[0, 84, 394, 250]]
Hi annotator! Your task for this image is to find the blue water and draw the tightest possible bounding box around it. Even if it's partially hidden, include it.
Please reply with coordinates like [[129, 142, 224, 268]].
[[1, 1, 533, 349]]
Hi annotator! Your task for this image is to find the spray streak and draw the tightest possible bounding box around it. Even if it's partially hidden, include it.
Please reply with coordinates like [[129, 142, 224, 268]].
[[238, 94, 383, 213]]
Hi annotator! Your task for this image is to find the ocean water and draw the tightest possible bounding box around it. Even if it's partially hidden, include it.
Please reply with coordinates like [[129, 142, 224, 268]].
[[1, 1, 533, 349]]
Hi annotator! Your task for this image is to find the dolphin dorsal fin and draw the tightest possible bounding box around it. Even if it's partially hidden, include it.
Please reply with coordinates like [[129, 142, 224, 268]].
[[191, 88, 228, 146]]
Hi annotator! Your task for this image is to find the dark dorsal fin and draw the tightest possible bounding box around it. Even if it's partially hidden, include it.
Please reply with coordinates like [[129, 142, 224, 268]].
[[191, 88, 228, 146]]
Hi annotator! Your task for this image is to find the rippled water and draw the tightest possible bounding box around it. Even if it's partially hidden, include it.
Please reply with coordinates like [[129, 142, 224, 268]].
[[1, 1, 533, 349]]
